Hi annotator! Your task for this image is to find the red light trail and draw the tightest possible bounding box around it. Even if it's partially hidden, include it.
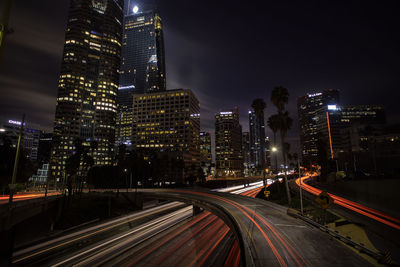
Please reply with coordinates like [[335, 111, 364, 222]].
[[296, 176, 400, 230]]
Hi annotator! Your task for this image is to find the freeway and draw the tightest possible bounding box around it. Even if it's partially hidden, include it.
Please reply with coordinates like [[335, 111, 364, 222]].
[[11, 180, 371, 266], [295, 175, 400, 230], [139, 187, 371, 266], [11, 183, 262, 266]]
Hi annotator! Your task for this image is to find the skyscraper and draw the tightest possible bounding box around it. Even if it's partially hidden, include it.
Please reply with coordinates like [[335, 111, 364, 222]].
[[50, 0, 124, 180], [131, 89, 200, 182], [116, 6, 166, 146], [200, 132, 212, 176], [215, 108, 243, 177], [242, 132, 251, 176], [249, 110, 266, 171], [297, 89, 340, 164]]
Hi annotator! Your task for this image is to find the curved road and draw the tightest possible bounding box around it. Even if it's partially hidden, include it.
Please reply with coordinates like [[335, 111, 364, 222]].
[[141, 188, 371, 267]]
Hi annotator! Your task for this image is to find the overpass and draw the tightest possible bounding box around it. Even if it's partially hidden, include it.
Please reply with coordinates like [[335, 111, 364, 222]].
[[1, 187, 370, 266]]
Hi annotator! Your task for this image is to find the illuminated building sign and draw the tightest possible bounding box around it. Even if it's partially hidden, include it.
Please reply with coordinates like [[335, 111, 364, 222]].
[[8, 120, 24, 126], [118, 85, 135, 90], [220, 112, 232, 115], [308, 92, 322, 98], [327, 105, 337, 110]]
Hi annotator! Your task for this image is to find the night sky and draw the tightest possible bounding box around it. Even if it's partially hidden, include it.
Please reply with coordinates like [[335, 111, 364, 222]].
[[1, 0, 400, 153]]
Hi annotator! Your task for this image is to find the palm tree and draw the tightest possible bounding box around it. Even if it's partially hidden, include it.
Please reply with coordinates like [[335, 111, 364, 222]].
[[277, 111, 293, 204], [271, 86, 292, 204], [271, 86, 289, 113], [267, 114, 280, 172], [251, 98, 267, 184]]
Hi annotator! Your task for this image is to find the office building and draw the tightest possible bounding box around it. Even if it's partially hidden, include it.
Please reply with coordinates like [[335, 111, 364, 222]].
[[242, 132, 251, 176], [131, 89, 200, 182], [116, 7, 166, 147], [50, 0, 124, 180], [314, 104, 386, 159], [297, 89, 340, 164], [0, 119, 41, 161], [38, 132, 53, 164], [249, 110, 266, 170], [215, 108, 243, 177], [200, 132, 212, 176]]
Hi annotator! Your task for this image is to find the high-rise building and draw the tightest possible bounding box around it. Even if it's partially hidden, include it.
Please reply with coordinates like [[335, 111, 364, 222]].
[[200, 132, 212, 176], [315, 104, 386, 159], [215, 108, 243, 177], [0, 119, 41, 161], [116, 7, 166, 147], [242, 132, 251, 176], [50, 0, 124, 180], [297, 89, 340, 164], [131, 89, 200, 182], [249, 110, 266, 170]]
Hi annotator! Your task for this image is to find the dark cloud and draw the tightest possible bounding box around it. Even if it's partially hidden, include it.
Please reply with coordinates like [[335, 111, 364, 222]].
[[1, 0, 400, 154]]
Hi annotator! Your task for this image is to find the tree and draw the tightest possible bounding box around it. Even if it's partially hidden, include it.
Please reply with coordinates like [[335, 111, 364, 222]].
[[271, 86, 289, 113], [271, 86, 292, 204], [251, 98, 267, 184], [277, 111, 293, 204], [267, 114, 280, 172]]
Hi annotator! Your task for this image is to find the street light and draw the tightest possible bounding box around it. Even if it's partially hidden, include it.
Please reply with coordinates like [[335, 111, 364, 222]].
[[271, 147, 277, 152]]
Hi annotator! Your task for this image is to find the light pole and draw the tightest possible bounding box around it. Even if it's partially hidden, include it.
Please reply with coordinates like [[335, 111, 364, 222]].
[[271, 146, 278, 185]]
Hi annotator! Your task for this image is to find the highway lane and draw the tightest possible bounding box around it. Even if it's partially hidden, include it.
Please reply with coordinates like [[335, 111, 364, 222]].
[[295, 175, 400, 230], [12, 201, 189, 266], [139, 188, 371, 266], [112, 183, 265, 267], [0, 191, 62, 204], [12, 183, 261, 266], [11, 180, 371, 266]]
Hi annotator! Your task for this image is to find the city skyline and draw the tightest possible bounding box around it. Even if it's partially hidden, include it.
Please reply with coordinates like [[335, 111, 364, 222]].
[[1, 0, 400, 154]]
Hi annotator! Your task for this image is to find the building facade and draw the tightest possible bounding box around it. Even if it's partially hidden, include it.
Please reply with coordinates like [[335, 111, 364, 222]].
[[297, 89, 340, 164], [242, 132, 251, 176], [0, 119, 41, 161], [215, 108, 243, 177], [200, 131, 212, 177], [315, 104, 387, 160], [50, 0, 124, 180], [249, 110, 266, 171], [131, 89, 200, 182], [116, 7, 166, 147]]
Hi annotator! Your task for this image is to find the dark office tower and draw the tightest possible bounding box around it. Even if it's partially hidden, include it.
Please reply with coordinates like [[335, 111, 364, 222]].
[[116, 7, 166, 146], [50, 0, 124, 180], [215, 108, 243, 178], [242, 132, 251, 176], [249, 110, 266, 171], [297, 89, 340, 164], [119, 7, 166, 93], [200, 132, 212, 176]]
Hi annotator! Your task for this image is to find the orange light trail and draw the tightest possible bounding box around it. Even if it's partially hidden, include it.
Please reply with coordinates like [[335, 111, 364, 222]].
[[296, 176, 400, 230], [326, 111, 334, 159]]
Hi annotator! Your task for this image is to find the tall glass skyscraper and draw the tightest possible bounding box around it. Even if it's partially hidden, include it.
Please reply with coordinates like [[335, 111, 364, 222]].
[[297, 89, 340, 164], [50, 0, 124, 180], [116, 6, 166, 146], [249, 110, 266, 170]]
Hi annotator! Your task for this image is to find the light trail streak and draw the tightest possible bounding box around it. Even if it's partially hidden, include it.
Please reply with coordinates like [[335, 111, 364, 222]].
[[127, 211, 213, 266], [150, 216, 221, 267], [169, 189, 289, 267], [295, 176, 400, 230]]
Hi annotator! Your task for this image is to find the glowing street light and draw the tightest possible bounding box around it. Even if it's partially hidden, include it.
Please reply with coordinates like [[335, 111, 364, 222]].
[[133, 5, 139, 14], [271, 146, 278, 152]]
